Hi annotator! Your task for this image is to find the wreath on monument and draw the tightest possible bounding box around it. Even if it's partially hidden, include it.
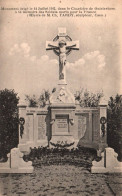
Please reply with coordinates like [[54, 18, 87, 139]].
[[50, 141, 74, 148]]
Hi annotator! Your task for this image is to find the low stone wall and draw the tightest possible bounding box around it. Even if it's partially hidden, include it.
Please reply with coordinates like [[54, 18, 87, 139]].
[[18, 102, 107, 153]]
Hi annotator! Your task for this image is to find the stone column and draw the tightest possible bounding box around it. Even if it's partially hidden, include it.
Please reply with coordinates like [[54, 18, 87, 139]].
[[28, 114, 34, 142], [18, 98, 27, 151], [89, 111, 93, 142], [33, 112, 38, 145], [98, 97, 108, 153]]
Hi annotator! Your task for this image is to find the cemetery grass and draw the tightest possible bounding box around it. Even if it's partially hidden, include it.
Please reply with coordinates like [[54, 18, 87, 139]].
[[0, 147, 122, 196]]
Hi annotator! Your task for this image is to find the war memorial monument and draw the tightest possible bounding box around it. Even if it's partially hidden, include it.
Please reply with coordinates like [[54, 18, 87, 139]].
[[0, 28, 122, 175], [18, 28, 108, 153]]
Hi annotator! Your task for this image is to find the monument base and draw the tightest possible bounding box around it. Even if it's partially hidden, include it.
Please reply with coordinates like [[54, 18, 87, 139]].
[[18, 140, 48, 153], [0, 148, 33, 173], [50, 135, 78, 149], [91, 167, 122, 173], [0, 168, 33, 174], [91, 147, 122, 173]]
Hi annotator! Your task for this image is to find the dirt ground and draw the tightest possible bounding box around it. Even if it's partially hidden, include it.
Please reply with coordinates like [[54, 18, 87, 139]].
[[0, 149, 122, 196]]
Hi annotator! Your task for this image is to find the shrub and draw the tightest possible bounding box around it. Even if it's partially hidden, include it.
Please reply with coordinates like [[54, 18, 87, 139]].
[[0, 89, 19, 158], [26, 88, 103, 108], [75, 89, 103, 107], [25, 94, 38, 107], [107, 94, 122, 159], [25, 89, 50, 107]]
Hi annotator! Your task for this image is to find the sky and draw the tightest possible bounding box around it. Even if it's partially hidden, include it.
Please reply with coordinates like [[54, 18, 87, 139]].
[[0, 0, 122, 100]]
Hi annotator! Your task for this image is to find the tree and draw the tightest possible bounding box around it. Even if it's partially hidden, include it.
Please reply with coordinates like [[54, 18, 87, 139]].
[[25, 89, 50, 107], [38, 89, 50, 107], [0, 89, 19, 158], [75, 89, 103, 107], [25, 94, 38, 107], [26, 88, 104, 108], [107, 94, 122, 159]]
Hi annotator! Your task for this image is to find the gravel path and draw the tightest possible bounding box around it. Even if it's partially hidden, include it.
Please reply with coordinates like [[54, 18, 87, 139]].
[[0, 165, 122, 196], [0, 148, 122, 196]]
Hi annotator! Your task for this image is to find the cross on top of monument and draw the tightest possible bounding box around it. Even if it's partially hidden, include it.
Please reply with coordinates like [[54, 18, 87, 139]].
[[46, 28, 79, 55], [46, 28, 79, 81], [58, 27, 67, 37]]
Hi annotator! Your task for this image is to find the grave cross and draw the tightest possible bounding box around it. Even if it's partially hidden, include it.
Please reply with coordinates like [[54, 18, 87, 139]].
[[46, 28, 79, 81]]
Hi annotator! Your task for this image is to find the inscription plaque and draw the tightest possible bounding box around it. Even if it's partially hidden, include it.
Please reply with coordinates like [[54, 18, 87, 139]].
[[78, 115, 86, 139], [26, 115, 33, 140], [38, 115, 46, 140], [55, 115, 68, 132]]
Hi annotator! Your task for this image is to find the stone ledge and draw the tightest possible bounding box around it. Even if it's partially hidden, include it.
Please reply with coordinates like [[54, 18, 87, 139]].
[[0, 167, 33, 173], [91, 147, 122, 173], [0, 148, 34, 173], [91, 167, 122, 173]]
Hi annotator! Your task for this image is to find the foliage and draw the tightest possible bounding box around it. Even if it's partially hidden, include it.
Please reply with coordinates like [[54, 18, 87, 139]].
[[38, 89, 50, 107], [25, 89, 50, 107], [108, 94, 122, 131], [107, 94, 122, 159], [75, 89, 104, 107], [23, 146, 96, 168], [0, 89, 19, 158], [52, 87, 56, 93], [26, 88, 103, 108], [25, 94, 38, 107]]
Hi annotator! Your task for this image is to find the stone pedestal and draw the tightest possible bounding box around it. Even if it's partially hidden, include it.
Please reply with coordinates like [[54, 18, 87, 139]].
[[91, 147, 122, 173], [49, 83, 78, 148], [0, 148, 33, 173], [18, 98, 29, 152]]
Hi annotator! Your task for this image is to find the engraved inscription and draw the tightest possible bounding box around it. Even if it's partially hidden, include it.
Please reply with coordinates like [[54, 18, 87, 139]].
[[56, 115, 68, 132], [26, 115, 33, 140], [38, 115, 46, 140], [78, 115, 86, 139]]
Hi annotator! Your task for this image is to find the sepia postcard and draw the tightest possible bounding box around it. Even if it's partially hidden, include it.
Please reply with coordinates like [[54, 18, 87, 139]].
[[0, 0, 122, 195]]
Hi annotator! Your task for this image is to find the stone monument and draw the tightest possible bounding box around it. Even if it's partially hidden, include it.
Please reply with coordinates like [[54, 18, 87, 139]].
[[17, 28, 108, 152], [46, 28, 79, 147]]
